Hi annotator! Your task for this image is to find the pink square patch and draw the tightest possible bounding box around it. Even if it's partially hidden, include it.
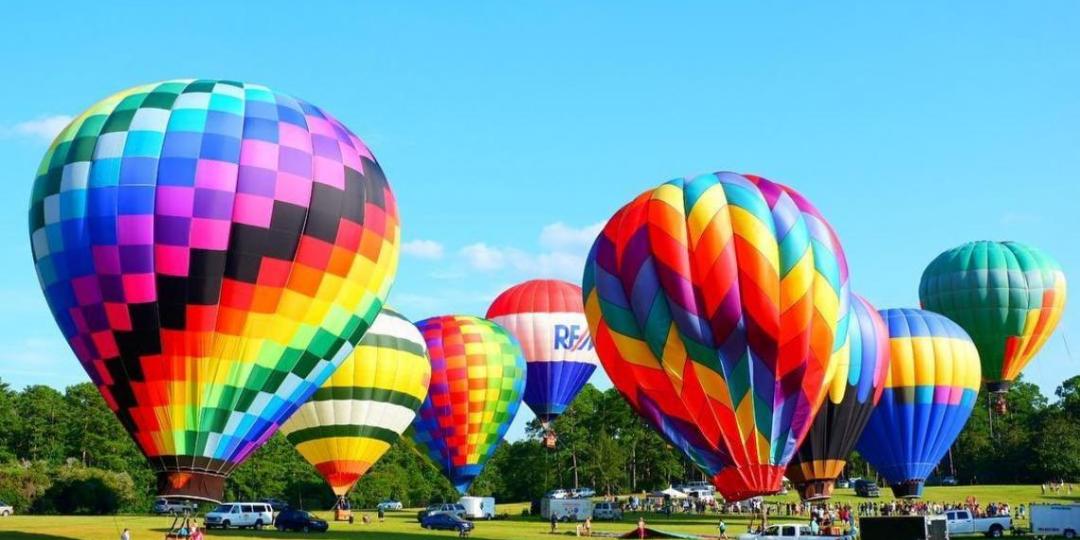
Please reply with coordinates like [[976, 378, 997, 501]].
[[189, 218, 231, 250], [71, 275, 102, 305], [118, 215, 154, 245], [305, 115, 334, 137], [92, 246, 122, 275], [278, 123, 312, 152], [155, 245, 191, 276], [240, 139, 279, 169], [156, 186, 195, 217], [233, 193, 274, 228], [274, 172, 312, 207], [195, 160, 239, 191], [122, 273, 157, 303], [313, 156, 345, 189]]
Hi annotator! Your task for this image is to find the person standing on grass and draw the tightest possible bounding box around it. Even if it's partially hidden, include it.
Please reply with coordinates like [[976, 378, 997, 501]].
[[550, 511, 557, 533], [378, 505, 385, 522], [638, 516, 646, 539], [717, 518, 728, 539], [120, 528, 130, 540], [190, 526, 204, 540]]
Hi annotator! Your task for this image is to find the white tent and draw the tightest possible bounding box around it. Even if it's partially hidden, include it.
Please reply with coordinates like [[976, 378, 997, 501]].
[[658, 486, 688, 499]]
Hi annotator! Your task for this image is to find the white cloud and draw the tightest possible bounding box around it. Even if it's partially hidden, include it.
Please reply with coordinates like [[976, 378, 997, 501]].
[[2, 115, 74, 143], [401, 239, 444, 259], [539, 221, 604, 251], [460, 243, 507, 271]]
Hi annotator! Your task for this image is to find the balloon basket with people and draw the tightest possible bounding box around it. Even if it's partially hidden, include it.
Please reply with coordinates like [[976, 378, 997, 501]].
[[334, 496, 354, 523], [163, 508, 205, 540]]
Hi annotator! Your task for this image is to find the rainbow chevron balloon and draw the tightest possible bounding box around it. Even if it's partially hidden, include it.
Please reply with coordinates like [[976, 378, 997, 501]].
[[583, 172, 849, 501], [28, 80, 399, 501], [856, 308, 981, 498], [410, 315, 526, 494], [920, 241, 1066, 395], [280, 307, 430, 496]]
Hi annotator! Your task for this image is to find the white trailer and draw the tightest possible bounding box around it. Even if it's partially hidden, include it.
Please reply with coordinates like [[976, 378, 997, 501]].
[[541, 498, 594, 522], [458, 496, 495, 520], [1031, 503, 1080, 539]]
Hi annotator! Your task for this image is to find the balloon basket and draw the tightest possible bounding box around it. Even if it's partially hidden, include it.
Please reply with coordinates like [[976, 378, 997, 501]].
[[797, 480, 834, 501], [542, 430, 558, 449], [890, 480, 925, 499]]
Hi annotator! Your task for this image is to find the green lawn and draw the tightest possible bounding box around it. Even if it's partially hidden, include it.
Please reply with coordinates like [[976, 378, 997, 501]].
[[0, 485, 1076, 539]]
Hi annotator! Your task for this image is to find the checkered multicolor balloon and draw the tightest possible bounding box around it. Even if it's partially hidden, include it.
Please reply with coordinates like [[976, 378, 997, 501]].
[[28, 80, 399, 502], [410, 315, 526, 494], [583, 172, 849, 501], [280, 307, 430, 497]]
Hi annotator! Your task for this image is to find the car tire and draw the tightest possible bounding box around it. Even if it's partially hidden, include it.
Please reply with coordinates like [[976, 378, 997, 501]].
[[1065, 530, 1076, 539], [303, 525, 311, 533], [255, 520, 264, 530]]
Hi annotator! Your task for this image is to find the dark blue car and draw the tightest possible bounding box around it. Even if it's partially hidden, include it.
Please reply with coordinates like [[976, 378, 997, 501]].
[[421, 513, 475, 534], [274, 509, 329, 533]]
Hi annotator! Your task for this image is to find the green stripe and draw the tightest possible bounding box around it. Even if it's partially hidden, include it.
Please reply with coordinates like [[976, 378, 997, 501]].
[[309, 386, 424, 410], [286, 424, 404, 446], [360, 332, 427, 357]]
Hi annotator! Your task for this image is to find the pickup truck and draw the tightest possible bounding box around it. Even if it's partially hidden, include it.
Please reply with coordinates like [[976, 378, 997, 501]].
[[738, 523, 854, 540], [943, 509, 1011, 538]]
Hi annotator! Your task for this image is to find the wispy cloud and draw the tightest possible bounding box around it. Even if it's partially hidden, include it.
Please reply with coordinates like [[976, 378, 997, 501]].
[[1, 114, 73, 143], [1000, 211, 1044, 227], [0, 337, 87, 389], [401, 239, 445, 259], [457, 221, 600, 281]]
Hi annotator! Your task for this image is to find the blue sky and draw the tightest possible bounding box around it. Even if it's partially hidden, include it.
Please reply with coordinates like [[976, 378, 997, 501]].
[[0, 2, 1077, 442]]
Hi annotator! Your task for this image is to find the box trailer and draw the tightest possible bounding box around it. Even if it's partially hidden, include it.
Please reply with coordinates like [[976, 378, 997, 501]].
[[540, 498, 594, 522], [458, 496, 495, 520], [859, 515, 948, 540], [1031, 503, 1080, 538]]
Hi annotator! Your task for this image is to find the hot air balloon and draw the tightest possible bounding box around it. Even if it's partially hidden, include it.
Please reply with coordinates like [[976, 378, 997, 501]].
[[919, 241, 1066, 412], [280, 307, 430, 501], [786, 293, 889, 500], [487, 279, 598, 444], [856, 309, 981, 498], [410, 315, 526, 494], [582, 172, 849, 501], [28, 80, 399, 501]]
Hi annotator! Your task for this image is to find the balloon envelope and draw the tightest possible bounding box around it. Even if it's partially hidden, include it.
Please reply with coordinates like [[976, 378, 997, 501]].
[[487, 279, 598, 424], [410, 315, 526, 494], [856, 308, 980, 499], [919, 241, 1066, 393], [28, 80, 399, 501], [280, 307, 430, 496], [786, 293, 889, 500], [582, 172, 849, 501]]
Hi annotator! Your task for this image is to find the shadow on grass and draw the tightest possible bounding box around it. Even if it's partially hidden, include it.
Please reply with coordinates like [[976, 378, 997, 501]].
[[0, 534, 80, 540]]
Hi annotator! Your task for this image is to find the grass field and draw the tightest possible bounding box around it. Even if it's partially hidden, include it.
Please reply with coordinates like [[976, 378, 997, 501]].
[[0, 485, 1077, 539]]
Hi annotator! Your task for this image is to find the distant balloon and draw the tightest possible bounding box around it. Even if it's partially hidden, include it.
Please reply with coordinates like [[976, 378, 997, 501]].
[[583, 172, 849, 501], [280, 308, 430, 497], [28, 80, 399, 501], [856, 309, 981, 499], [410, 315, 526, 494], [786, 293, 889, 500], [487, 279, 598, 426], [920, 241, 1066, 407]]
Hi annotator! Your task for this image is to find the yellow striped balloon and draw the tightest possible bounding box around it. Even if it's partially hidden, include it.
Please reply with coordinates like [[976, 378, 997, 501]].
[[280, 307, 430, 496]]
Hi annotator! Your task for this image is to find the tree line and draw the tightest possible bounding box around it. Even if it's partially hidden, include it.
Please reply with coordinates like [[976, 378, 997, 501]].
[[0, 375, 1077, 514]]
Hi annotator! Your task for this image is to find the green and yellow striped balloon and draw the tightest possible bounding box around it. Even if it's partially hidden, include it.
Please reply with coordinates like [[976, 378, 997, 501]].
[[280, 308, 430, 496], [920, 241, 1066, 395]]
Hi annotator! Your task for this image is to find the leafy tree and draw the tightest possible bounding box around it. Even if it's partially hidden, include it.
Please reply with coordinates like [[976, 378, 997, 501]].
[[16, 385, 70, 462]]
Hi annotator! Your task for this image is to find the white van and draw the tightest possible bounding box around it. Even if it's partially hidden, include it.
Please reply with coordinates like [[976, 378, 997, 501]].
[[1031, 504, 1080, 538], [204, 502, 274, 529], [458, 496, 495, 520]]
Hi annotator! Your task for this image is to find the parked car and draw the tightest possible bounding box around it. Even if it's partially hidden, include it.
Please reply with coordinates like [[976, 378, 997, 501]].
[[737, 523, 854, 539], [274, 508, 329, 533], [943, 509, 1011, 538], [421, 513, 475, 534], [835, 478, 852, 489], [377, 500, 404, 511], [594, 501, 622, 521], [571, 487, 596, 498], [941, 475, 959, 486], [678, 481, 716, 494], [417, 503, 466, 522], [545, 489, 569, 499], [0, 501, 12, 516], [854, 479, 881, 498], [204, 502, 274, 529], [152, 498, 197, 515], [259, 497, 289, 512]]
